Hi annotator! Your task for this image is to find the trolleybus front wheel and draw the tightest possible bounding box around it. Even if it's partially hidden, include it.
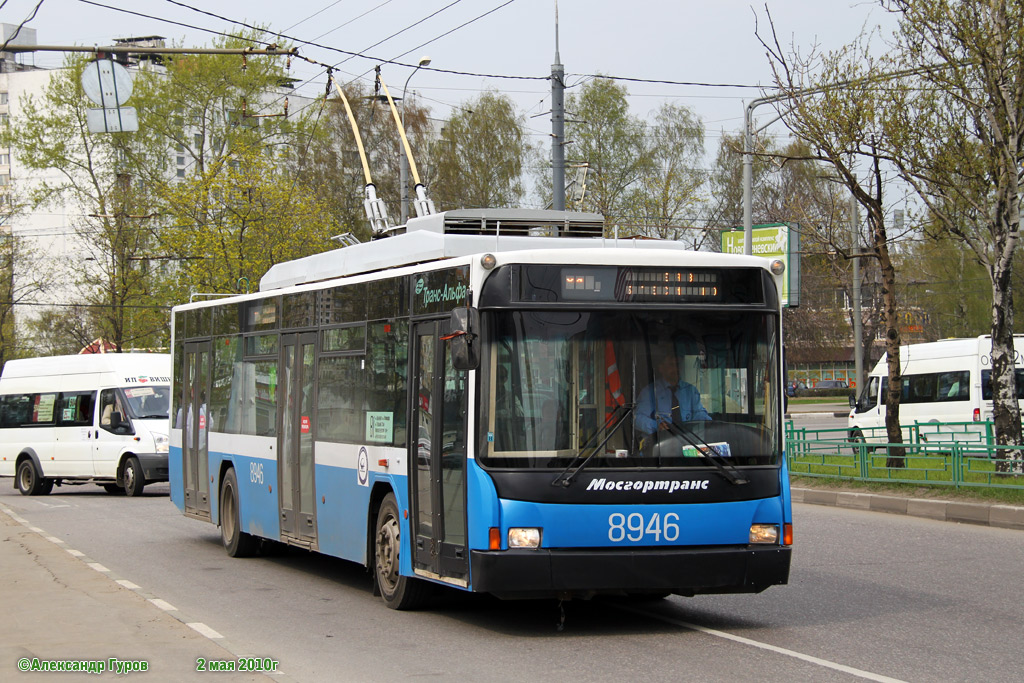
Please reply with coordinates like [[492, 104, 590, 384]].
[[16, 458, 53, 496], [374, 493, 429, 610], [220, 468, 259, 557]]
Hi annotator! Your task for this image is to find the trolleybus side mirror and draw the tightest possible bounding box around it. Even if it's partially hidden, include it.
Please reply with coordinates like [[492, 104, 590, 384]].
[[446, 307, 480, 370]]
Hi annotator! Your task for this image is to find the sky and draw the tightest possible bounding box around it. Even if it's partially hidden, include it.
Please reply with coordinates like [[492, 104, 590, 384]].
[[3, 0, 899, 148]]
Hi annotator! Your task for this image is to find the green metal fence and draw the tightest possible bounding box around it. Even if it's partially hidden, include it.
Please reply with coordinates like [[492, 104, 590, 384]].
[[786, 421, 1024, 491]]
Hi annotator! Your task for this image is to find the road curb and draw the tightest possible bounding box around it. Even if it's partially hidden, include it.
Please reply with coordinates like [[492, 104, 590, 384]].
[[784, 411, 850, 419], [791, 487, 1024, 531]]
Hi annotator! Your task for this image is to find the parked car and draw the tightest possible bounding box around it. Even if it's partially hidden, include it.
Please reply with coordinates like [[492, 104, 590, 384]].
[[786, 380, 807, 397], [815, 380, 848, 389]]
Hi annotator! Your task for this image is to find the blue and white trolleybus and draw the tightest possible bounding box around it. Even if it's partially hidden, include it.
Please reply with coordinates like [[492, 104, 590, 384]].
[[169, 209, 792, 609]]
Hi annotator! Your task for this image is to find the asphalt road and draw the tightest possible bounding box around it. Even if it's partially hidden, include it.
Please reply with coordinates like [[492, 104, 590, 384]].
[[2, 476, 1021, 683]]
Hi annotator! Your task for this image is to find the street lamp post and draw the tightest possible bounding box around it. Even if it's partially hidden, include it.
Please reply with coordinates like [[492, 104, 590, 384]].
[[400, 56, 431, 224]]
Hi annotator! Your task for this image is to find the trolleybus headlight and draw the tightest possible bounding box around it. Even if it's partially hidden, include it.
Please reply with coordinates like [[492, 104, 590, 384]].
[[508, 527, 542, 549], [749, 524, 780, 544]]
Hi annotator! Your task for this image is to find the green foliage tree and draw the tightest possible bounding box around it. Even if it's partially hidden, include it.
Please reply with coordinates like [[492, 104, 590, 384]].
[[124, 33, 343, 298], [900, 231, 991, 340], [562, 78, 706, 239], [160, 140, 338, 295], [0, 54, 165, 352], [706, 132, 775, 230], [432, 91, 529, 210], [25, 305, 96, 356], [627, 102, 707, 242]]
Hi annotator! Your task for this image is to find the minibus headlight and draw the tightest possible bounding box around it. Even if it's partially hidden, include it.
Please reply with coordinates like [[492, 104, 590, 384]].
[[749, 524, 779, 544], [508, 527, 542, 549], [154, 434, 169, 453]]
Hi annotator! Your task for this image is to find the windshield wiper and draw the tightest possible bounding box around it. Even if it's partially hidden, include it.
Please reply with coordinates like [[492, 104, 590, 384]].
[[664, 421, 749, 486], [551, 403, 633, 487]]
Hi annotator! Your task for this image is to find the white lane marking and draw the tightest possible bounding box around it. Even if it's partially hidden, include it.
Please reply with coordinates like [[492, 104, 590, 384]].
[[618, 605, 907, 683], [187, 622, 224, 639], [2, 504, 233, 652], [149, 598, 178, 611]]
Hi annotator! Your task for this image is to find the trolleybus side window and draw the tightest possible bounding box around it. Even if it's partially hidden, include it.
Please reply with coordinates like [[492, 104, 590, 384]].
[[317, 319, 409, 447]]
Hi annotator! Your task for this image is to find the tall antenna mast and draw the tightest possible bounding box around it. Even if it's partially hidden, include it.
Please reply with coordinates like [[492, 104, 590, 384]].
[[551, 0, 566, 213]]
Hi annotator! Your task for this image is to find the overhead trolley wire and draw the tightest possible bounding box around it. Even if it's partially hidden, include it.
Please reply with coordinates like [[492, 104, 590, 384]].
[[0, 0, 45, 52], [304, 0, 398, 44], [280, 0, 347, 34], [77, 0, 774, 92]]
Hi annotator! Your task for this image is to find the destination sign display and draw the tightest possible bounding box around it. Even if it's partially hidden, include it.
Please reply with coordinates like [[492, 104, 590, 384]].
[[559, 267, 721, 302]]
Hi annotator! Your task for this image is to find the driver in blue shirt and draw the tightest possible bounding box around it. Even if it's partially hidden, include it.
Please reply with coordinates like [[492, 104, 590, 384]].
[[635, 351, 710, 436]]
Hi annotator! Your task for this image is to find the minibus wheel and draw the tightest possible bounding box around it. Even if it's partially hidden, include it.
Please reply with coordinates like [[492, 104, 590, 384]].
[[374, 493, 430, 610], [849, 429, 871, 455], [16, 458, 52, 496], [123, 456, 146, 497], [220, 468, 259, 557]]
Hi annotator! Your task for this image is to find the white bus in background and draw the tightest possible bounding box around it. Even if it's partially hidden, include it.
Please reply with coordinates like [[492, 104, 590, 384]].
[[848, 335, 1024, 445], [0, 353, 171, 496]]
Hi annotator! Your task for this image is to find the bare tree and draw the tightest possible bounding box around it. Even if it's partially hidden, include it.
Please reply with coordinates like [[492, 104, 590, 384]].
[[757, 17, 912, 465], [880, 0, 1024, 461]]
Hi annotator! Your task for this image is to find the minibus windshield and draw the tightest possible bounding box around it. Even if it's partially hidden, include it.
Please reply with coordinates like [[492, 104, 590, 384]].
[[122, 385, 171, 420]]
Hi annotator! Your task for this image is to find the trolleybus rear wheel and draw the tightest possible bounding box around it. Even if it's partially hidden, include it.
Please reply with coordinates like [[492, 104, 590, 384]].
[[374, 493, 429, 610], [220, 468, 259, 557]]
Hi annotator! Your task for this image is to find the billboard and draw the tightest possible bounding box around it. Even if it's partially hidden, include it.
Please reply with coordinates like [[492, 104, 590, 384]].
[[721, 223, 801, 307]]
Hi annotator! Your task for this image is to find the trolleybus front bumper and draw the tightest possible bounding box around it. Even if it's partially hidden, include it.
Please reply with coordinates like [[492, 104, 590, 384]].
[[470, 545, 791, 599]]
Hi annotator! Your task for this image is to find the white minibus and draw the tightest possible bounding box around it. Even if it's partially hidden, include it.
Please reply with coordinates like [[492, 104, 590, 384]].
[[848, 335, 1024, 445], [0, 353, 171, 496]]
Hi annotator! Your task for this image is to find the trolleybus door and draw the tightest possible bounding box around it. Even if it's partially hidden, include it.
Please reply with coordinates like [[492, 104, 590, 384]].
[[411, 321, 468, 581], [181, 341, 211, 518], [278, 332, 317, 545]]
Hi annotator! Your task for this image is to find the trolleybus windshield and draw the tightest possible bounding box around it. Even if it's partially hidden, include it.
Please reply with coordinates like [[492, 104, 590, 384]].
[[480, 309, 781, 469]]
